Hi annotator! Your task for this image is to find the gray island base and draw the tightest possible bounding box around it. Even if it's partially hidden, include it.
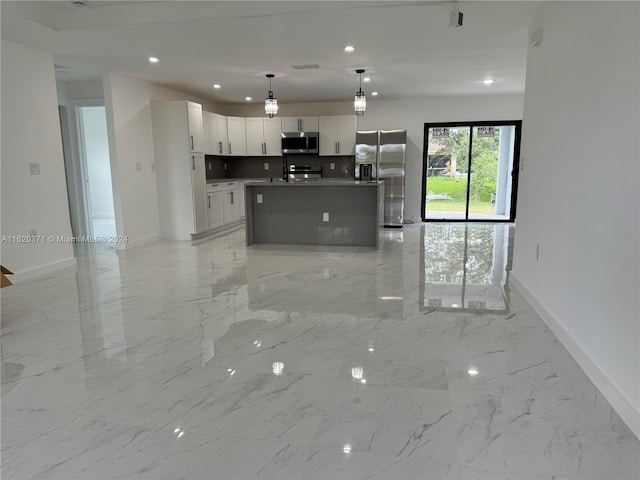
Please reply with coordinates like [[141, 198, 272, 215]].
[[245, 181, 384, 249]]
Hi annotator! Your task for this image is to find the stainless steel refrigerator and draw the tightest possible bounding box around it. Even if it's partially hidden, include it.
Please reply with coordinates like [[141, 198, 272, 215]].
[[355, 130, 407, 227]]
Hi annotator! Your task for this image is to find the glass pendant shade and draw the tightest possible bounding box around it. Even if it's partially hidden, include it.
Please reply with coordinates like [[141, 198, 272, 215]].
[[265, 93, 278, 118], [354, 90, 366, 116]]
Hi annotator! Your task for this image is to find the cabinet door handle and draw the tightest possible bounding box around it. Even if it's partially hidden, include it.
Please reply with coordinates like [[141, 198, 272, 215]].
[[337, 141, 340, 154], [192, 155, 195, 170], [298, 118, 301, 131], [230, 191, 234, 204], [208, 195, 211, 208], [218, 141, 222, 154], [335, 142, 338, 154], [190, 135, 194, 150], [229, 143, 232, 155]]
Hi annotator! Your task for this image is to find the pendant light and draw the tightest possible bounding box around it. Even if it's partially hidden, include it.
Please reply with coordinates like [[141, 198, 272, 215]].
[[264, 74, 278, 118], [354, 69, 366, 116]]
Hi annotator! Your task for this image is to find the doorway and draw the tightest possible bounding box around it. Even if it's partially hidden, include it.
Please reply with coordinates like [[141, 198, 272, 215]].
[[422, 121, 521, 222], [59, 98, 118, 243], [77, 106, 116, 238]]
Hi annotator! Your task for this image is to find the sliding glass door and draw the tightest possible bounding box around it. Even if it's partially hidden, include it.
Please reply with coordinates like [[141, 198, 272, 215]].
[[422, 121, 521, 222]]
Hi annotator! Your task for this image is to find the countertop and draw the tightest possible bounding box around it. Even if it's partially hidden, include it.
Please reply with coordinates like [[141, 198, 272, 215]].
[[207, 178, 269, 184], [208, 178, 362, 185], [245, 180, 381, 187]]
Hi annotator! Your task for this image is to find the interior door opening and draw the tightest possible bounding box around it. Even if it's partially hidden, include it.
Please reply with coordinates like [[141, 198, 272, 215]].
[[59, 103, 116, 242], [77, 106, 116, 238], [422, 121, 521, 222]]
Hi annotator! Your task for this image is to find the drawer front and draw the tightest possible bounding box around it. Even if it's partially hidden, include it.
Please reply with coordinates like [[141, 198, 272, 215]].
[[222, 181, 238, 191], [206, 183, 223, 193]]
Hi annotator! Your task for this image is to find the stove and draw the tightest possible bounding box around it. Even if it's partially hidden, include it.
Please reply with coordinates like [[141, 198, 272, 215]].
[[287, 164, 322, 182]]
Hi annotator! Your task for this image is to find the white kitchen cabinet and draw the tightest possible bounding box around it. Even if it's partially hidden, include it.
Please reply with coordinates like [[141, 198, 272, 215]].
[[245, 117, 282, 156], [202, 112, 214, 154], [191, 153, 207, 233], [222, 181, 240, 223], [187, 101, 203, 152], [282, 116, 318, 133], [319, 115, 357, 156], [206, 183, 224, 229], [213, 113, 229, 155], [226, 116, 246, 156], [151, 101, 207, 240]]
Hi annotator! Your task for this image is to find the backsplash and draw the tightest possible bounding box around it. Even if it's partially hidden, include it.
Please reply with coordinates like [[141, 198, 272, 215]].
[[204, 155, 227, 179], [206, 155, 355, 179]]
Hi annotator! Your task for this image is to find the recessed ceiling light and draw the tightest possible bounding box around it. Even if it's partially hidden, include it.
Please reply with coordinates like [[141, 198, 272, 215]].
[[245, 97, 252, 101], [371, 92, 378, 96], [148, 57, 159, 63], [483, 79, 495, 85], [213, 84, 221, 89], [363, 77, 371, 82], [344, 45, 355, 52], [468, 368, 479, 376]]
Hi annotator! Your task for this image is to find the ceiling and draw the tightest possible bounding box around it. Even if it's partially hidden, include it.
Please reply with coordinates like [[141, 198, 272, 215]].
[[1, 1, 540, 105]]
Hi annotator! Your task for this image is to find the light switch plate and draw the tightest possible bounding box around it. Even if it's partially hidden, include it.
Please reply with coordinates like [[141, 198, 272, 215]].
[[330, 163, 335, 170], [29, 162, 40, 175], [257, 194, 263, 204], [264, 163, 269, 170], [323, 212, 329, 222]]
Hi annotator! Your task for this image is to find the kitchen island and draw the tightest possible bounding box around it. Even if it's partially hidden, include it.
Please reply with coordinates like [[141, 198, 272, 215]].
[[245, 181, 384, 249]]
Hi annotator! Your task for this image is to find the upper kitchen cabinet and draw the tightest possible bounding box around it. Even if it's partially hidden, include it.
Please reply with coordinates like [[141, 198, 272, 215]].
[[186, 101, 203, 152], [213, 113, 229, 155], [151, 101, 207, 240], [226, 116, 247, 157], [282, 116, 319, 133], [245, 117, 282, 156], [203, 111, 214, 154], [319, 115, 358, 156]]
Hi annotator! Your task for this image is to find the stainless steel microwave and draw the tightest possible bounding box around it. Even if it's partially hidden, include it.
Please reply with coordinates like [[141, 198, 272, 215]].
[[281, 132, 319, 154]]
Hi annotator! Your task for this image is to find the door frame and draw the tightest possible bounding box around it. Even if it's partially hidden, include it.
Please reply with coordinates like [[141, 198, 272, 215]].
[[421, 120, 522, 223]]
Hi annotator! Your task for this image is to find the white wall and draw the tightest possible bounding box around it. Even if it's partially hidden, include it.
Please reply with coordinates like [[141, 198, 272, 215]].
[[225, 94, 524, 222], [57, 79, 105, 104], [1, 40, 75, 281], [81, 107, 115, 219], [102, 72, 161, 248], [512, 2, 639, 437]]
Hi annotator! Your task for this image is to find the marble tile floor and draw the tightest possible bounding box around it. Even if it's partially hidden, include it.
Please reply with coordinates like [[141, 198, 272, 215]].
[[1, 223, 638, 480]]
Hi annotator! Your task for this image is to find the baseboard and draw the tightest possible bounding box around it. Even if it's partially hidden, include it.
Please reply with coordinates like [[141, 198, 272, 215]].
[[115, 233, 161, 251], [11, 257, 77, 284], [511, 272, 640, 440]]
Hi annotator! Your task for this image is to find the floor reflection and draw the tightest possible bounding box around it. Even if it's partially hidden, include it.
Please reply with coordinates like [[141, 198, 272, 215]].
[[420, 223, 513, 313]]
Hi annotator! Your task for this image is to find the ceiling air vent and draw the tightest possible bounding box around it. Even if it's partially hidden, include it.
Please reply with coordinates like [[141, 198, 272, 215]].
[[291, 64, 320, 70]]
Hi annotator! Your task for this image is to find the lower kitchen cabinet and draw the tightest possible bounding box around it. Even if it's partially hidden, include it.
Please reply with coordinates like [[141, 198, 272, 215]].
[[222, 182, 240, 223], [206, 184, 224, 229]]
